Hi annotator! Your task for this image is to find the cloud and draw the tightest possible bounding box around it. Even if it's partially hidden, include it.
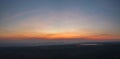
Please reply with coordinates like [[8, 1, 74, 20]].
[[86, 33, 120, 40]]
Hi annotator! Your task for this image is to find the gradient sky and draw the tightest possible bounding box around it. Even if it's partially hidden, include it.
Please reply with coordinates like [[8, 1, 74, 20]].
[[0, 0, 120, 45]]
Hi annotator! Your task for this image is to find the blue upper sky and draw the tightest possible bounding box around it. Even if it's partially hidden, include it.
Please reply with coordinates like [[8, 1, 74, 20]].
[[0, 0, 120, 17]]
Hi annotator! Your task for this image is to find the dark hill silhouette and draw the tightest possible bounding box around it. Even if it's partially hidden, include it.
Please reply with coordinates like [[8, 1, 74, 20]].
[[0, 42, 120, 59]]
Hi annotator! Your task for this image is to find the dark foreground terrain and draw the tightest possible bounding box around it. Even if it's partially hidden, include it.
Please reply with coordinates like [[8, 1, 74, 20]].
[[0, 42, 120, 59]]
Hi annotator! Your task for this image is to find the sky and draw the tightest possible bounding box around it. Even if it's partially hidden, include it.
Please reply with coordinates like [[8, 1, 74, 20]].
[[0, 0, 120, 46]]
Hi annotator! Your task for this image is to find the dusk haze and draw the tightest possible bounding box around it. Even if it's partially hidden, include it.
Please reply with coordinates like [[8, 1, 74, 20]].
[[0, 0, 120, 46], [0, 0, 120, 59]]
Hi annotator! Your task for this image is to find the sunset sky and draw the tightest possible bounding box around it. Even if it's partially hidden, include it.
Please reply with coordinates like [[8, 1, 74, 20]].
[[0, 0, 120, 46]]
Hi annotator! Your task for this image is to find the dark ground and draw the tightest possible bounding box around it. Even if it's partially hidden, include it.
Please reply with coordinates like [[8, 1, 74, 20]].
[[0, 42, 120, 59]]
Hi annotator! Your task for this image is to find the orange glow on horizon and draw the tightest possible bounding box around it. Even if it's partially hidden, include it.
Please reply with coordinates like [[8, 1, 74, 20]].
[[0, 32, 120, 40]]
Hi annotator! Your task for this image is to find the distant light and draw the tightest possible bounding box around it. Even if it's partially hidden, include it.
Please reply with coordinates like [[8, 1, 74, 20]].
[[80, 44, 98, 46]]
